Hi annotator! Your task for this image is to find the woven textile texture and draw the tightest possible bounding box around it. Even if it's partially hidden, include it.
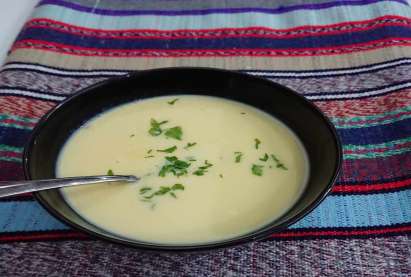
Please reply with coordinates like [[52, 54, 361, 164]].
[[0, 0, 411, 276]]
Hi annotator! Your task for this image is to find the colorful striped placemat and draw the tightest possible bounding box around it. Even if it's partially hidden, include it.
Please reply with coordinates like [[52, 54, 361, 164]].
[[0, 0, 410, 275]]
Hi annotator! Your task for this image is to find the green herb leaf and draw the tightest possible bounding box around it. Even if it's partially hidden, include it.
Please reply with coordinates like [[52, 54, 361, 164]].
[[147, 149, 153, 154], [219, 174, 223, 178], [144, 155, 155, 159], [130, 134, 135, 138], [271, 154, 288, 170], [155, 186, 171, 196], [255, 138, 261, 149], [259, 153, 269, 162], [234, 152, 243, 163], [139, 187, 152, 194], [157, 145, 177, 153], [172, 183, 185, 191], [184, 142, 197, 150], [164, 126, 183, 140], [159, 156, 191, 177], [251, 164, 264, 176], [107, 169, 114, 176], [167, 98, 179, 105], [149, 119, 168, 136], [193, 160, 213, 176], [241, 112, 246, 115], [170, 192, 177, 198]]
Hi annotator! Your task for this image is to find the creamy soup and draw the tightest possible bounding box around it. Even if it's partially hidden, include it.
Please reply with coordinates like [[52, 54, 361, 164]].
[[58, 95, 309, 244]]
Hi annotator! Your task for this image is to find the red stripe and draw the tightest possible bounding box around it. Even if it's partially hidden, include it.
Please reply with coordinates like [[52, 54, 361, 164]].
[[1, 225, 410, 243], [24, 16, 411, 40], [0, 96, 54, 119], [333, 178, 411, 193], [271, 225, 411, 238], [333, 110, 411, 126], [316, 89, 411, 117], [11, 38, 411, 58], [0, 231, 89, 242], [25, 15, 411, 38], [0, 151, 21, 159]]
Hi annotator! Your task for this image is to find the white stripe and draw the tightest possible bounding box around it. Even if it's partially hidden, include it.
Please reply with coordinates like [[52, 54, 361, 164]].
[[249, 59, 411, 77], [4, 58, 411, 78], [306, 82, 411, 100], [1, 63, 127, 76], [0, 88, 65, 101]]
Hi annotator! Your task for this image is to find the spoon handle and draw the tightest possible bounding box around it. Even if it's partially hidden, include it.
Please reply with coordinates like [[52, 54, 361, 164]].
[[0, 175, 138, 198]]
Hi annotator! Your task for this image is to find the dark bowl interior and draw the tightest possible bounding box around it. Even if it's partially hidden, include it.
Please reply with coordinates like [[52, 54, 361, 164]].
[[24, 67, 341, 251]]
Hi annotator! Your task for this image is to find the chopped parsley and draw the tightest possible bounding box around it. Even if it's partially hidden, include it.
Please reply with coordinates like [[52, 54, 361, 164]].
[[164, 126, 183, 140], [241, 112, 246, 115], [167, 98, 179, 105], [193, 160, 213, 176], [149, 119, 168, 136], [184, 142, 197, 150], [107, 169, 114, 176], [130, 134, 135, 138], [219, 174, 223, 178], [141, 184, 185, 200], [147, 149, 153, 154], [157, 145, 177, 153], [271, 154, 288, 170], [251, 164, 264, 176], [139, 187, 152, 194], [234, 152, 243, 163], [159, 156, 191, 177], [144, 155, 155, 159], [259, 153, 269, 162], [254, 138, 261, 149]]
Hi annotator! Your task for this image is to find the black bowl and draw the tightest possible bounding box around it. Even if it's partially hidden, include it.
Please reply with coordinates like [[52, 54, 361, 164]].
[[23, 67, 341, 251]]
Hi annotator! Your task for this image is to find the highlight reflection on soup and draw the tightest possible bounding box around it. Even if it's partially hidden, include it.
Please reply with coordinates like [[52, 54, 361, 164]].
[[58, 95, 309, 244]]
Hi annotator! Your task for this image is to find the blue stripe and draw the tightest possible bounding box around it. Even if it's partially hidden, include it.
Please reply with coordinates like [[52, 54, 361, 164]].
[[39, 0, 408, 16], [291, 190, 411, 229], [0, 127, 30, 147], [17, 25, 411, 50], [1, 190, 410, 232], [338, 118, 411, 145]]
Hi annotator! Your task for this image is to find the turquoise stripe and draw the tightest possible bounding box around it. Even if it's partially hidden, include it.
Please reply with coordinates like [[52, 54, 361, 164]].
[[0, 157, 21, 162], [32, 2, 411, 30], [0, 114, 37, 123], [344, 147, 411, 159], [0, 122, 33, 130], [334, 113, 411, 129], [1, 190, 410, 232]]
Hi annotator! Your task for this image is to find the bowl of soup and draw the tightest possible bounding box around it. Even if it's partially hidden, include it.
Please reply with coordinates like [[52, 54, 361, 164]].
[[23, 67, 341, 251]]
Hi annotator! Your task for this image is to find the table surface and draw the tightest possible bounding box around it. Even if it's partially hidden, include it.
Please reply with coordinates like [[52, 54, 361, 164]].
[[0, 0, 39, 64]]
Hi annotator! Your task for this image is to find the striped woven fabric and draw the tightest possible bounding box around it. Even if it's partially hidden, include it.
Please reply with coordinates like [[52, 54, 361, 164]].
[[1, 0, 411, 275]]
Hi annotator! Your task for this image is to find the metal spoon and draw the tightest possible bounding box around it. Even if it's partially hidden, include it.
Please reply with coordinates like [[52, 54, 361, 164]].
[[0, 175, 138, 198]]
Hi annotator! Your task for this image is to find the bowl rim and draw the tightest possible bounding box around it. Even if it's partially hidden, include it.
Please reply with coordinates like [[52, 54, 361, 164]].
[[23, 67, 342, 252]]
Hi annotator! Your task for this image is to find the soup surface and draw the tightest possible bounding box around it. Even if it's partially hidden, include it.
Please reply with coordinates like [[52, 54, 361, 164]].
[[58, 95, 308, 244]]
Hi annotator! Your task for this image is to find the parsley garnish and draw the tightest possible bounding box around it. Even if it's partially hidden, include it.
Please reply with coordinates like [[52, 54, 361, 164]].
[[234, 152, 243, 163], [193, 160, 213, 176], [255, 138, 261, 149], [147, 149, 153, 154], [241, 112, 246, 115], [251, 164, 264, 176], [107, 169, 114, 176], [159, 156, 191, 177], [184, 142, 197, 150], [149, 119, 168, 136], [167, 98, 179, 105], [219, 174, 223, 178], [144, 155, 155, 158], [259, 153, 269, 162], [157, 145, 177, 153], [130, 134, 135, 138], [141, 184, 185, 200], [271, 154, 288, 170], [139, 187, 152, 194], [164, 126, 183, 140]]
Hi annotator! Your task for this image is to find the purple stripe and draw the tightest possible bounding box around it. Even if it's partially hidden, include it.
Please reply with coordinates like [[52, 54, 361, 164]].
[[38, 0, 408, 16]]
